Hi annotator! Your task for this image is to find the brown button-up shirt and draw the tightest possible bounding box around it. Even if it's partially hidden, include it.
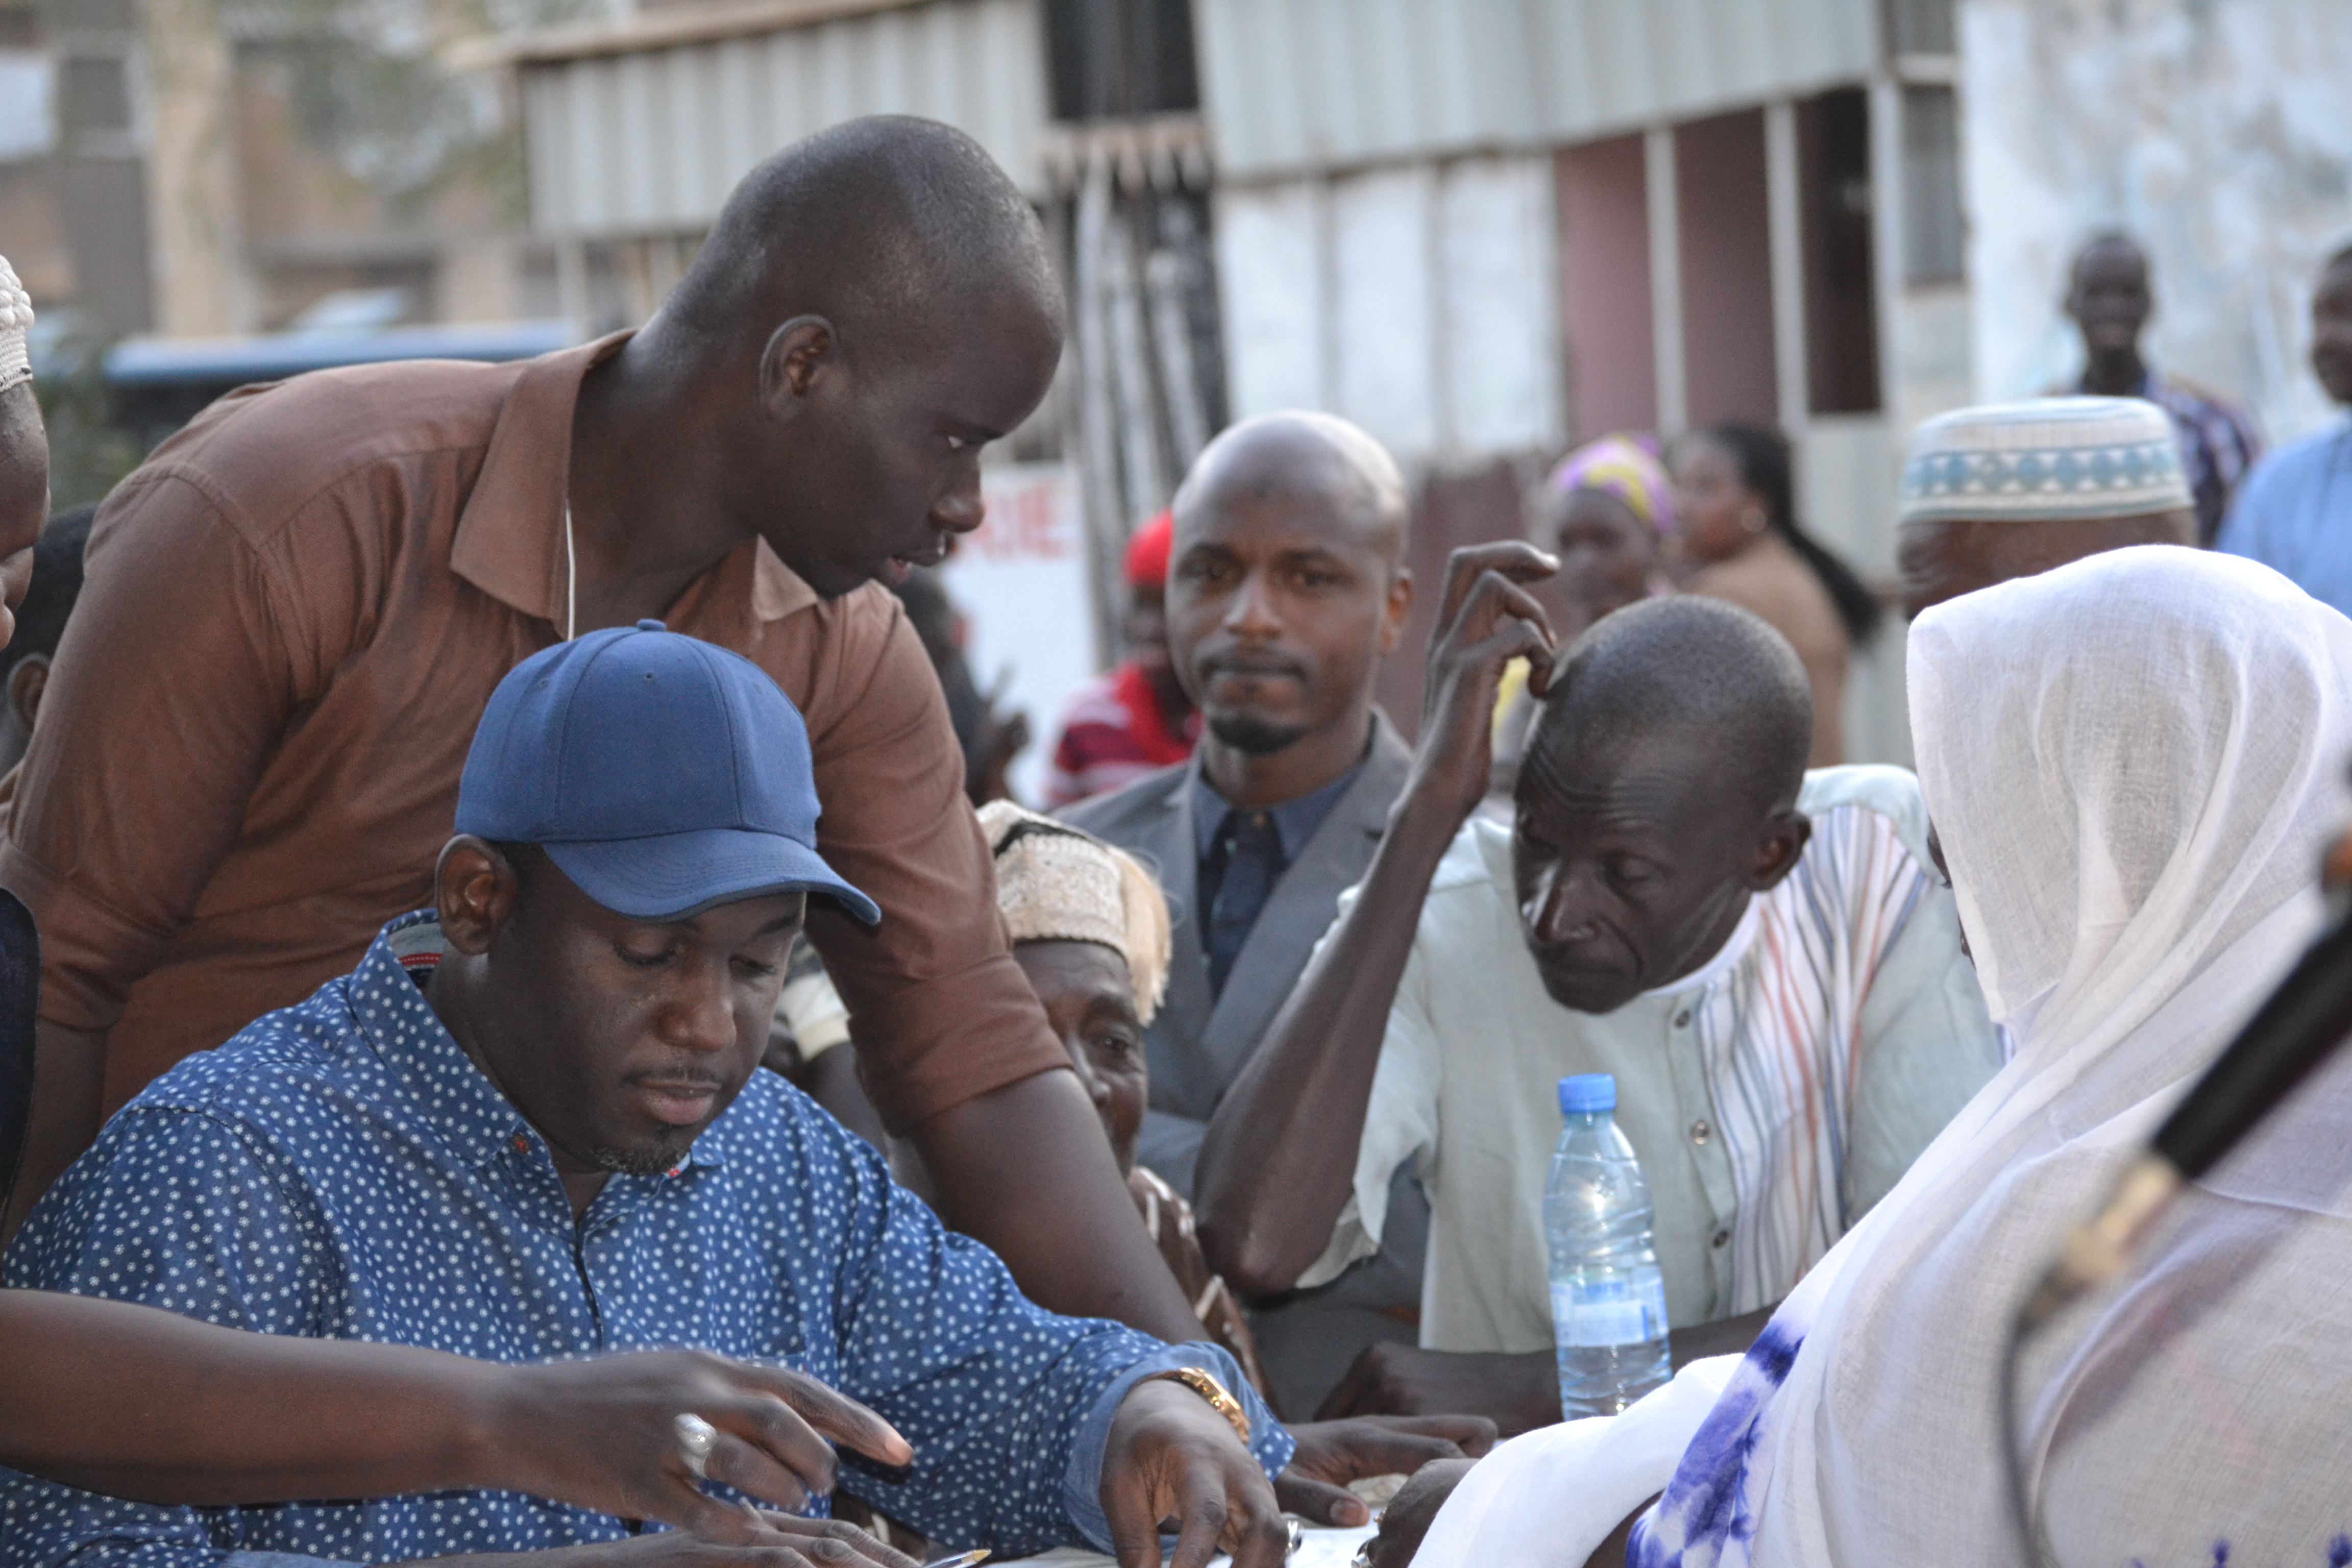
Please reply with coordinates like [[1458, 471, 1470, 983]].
[[0, 335, 1065, 1126]]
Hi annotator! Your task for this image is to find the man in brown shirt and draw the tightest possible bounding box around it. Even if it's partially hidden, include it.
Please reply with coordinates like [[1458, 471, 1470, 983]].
[[0, 118, 1203, 1340]]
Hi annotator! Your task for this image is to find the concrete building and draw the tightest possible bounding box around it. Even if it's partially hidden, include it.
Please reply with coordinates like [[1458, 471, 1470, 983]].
[[0, 0, 566, 341], [1962, 0, 2352, 445]]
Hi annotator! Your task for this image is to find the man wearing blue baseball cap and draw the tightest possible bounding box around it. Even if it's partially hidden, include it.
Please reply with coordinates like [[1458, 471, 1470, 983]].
[[1, 623, 1306, 1568]]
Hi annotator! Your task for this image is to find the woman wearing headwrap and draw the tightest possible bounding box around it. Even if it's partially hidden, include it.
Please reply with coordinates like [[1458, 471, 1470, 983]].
[[1533, 433, 1678, 633], [977, 799, 1274, 1405], [1486, 435, 1676, 810], [1408, 546, 2352, 1565]]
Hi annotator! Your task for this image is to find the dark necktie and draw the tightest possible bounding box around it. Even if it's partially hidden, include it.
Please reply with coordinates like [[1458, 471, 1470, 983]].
[[1202, 810, 1284, 998]]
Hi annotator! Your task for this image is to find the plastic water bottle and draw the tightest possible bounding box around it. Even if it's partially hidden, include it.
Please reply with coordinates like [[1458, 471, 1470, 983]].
[[1546, 1072, 1672, 1418]]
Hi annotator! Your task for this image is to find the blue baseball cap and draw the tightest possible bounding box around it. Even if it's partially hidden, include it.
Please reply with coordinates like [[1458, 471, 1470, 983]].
[[455, 621, 880, 926]]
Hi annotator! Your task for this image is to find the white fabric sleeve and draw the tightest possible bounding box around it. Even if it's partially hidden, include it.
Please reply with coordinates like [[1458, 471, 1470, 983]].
[[0, 254, 32, 390], [1842, 865, 2002, 1223], [1294, 891, 1443, 1290], [1408, 1354, 1741, 1568], [779, 966, 852, 1059]]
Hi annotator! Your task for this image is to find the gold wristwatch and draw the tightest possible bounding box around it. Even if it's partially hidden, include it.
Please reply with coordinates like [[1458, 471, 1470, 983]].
[[1143, 1365, 1251, 1443]]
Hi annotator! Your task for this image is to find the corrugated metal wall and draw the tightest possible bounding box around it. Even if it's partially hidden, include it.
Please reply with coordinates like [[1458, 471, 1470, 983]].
[[520, 0, 1050, 238], [1216, 154, 1562, 463], [1194, 0, 1879, 181]]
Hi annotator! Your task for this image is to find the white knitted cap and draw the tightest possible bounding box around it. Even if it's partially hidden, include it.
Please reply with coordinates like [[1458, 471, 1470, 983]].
[[1898, 397, 2192, 525], [977, 799, 1171, 1026]]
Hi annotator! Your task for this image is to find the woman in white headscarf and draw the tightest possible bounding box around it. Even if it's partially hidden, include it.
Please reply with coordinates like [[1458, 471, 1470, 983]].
[[1414, 545, 2352, 1566]]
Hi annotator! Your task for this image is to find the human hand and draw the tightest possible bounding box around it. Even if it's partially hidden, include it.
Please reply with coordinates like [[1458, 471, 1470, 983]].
[[1273, 1415, 1496, 1526], [1404, 543, 1558, 830], [969, 705, 1031, 805], [1314, 1344, 1561, 1437], [1358, 1455, 1475, 1568], [1099, 1378, 1288, 1568], [483, 1350, 915, 1540]]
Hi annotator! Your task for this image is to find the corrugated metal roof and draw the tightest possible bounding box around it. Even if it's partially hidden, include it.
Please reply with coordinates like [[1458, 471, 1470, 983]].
[[1195, 0, 1881, 180], [518, 0, 1050, 237]]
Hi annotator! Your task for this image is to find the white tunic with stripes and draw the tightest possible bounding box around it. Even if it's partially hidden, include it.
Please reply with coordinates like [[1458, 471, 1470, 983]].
[[1302, 766, 2001, 1349]]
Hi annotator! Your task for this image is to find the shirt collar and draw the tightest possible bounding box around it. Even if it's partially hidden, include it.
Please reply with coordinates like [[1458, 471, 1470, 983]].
[[1641, 894, 1761, 999], [349, 909, 726, 1177], [1192, 751, 1366, 863], [449, 330, 815, 631]]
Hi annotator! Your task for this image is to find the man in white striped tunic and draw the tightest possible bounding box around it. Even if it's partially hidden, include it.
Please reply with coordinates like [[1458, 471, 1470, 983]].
[[1192, 574, 1999, 1433]]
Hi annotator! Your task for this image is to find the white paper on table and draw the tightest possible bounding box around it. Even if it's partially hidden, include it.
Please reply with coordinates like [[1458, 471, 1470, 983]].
[[1014, 1521, 1376, 1565]]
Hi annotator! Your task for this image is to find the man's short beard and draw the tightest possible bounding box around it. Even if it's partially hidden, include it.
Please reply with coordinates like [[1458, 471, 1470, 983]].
[[1208, 712, 1309, 756], [591, 1132, 694, 1177]]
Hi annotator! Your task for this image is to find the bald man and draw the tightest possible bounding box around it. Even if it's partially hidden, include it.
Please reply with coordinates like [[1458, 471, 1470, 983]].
[[1063, 410, 1426, 1415], [2062, 231, 2260, 546], [1195, 562, 1997, 1433], [1897, 395, 2198, 619], [0, 119, 1205, 1342]]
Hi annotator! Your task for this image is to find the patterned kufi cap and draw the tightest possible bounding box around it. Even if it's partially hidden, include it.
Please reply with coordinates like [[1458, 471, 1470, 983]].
[[0, 254, 33, 393], [977, 800, 1171, 1026], [1898, 397, 2191, 526]]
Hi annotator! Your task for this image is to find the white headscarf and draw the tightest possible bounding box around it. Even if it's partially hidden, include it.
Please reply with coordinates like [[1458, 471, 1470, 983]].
[[1414, 547, 2352, 1566], [1625, 546, 2352, 1566]]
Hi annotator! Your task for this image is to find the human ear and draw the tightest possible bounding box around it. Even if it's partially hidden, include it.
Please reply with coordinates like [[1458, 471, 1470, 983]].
[[9, 651, 46, 732], [756, 315, 840, 423], [1747, 809, 1811, 892], [1377, 566, 1415, 656], [434, 835, 522, 956]]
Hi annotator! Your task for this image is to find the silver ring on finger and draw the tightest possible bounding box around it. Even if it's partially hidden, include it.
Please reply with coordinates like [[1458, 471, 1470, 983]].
[[674, 1412, 719, 1480]]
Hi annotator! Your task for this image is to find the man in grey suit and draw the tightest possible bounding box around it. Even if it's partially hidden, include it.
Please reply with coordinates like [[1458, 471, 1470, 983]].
[[1065, 411, 1428, 1417]]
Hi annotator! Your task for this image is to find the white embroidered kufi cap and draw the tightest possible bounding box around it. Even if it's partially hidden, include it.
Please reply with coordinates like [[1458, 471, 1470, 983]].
[[0, 254, 32, 393], [977, 799, 1171, 1025], [1898, 396, 2192, 525]]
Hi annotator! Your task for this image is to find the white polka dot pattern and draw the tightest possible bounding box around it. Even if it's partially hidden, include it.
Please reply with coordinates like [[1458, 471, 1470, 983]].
[[0, 910, 1291, 1566]]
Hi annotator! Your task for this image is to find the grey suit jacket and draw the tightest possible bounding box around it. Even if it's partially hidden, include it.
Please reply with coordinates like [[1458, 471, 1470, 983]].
[[1065, 712, 1414, 1194], [1065, 715, 1429, 1416]]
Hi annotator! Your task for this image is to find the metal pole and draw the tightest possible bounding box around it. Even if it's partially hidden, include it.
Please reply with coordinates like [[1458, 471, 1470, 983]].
[[1644, 126, 1686, 437], [1766, 100, 1811, 432]]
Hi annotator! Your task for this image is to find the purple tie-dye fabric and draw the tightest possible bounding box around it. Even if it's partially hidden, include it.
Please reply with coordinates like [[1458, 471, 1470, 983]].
[[1626, 1317, 1807, 1566]]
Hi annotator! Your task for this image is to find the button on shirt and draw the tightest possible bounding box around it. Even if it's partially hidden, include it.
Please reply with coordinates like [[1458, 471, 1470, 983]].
[[1300, 767, 2001, 1350], [1191, 763, 1360, 996], [0, 912, 1289, 1567], [0, 336, 1060, 1132]]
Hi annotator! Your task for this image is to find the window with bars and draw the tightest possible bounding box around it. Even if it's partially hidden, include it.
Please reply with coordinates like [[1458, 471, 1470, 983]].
[[1044, 0, 1199, 123]]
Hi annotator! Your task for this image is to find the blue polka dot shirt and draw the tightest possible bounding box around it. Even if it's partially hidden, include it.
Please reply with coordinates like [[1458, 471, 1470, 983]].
[[0, 910, 1290, 1566]]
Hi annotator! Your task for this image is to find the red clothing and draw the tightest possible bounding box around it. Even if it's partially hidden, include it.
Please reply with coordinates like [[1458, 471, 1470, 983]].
[[1046, 659, 1198, 807]]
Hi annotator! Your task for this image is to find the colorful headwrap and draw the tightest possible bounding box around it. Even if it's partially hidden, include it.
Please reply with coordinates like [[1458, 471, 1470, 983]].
[[978, 800, 1172, 1026], [1548, 433, 1675, 535], [1123, 509, 1175, 589]]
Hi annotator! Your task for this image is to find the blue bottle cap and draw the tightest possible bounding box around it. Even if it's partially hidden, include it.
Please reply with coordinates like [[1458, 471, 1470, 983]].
[[1558, 1073, 1616, 1115]]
